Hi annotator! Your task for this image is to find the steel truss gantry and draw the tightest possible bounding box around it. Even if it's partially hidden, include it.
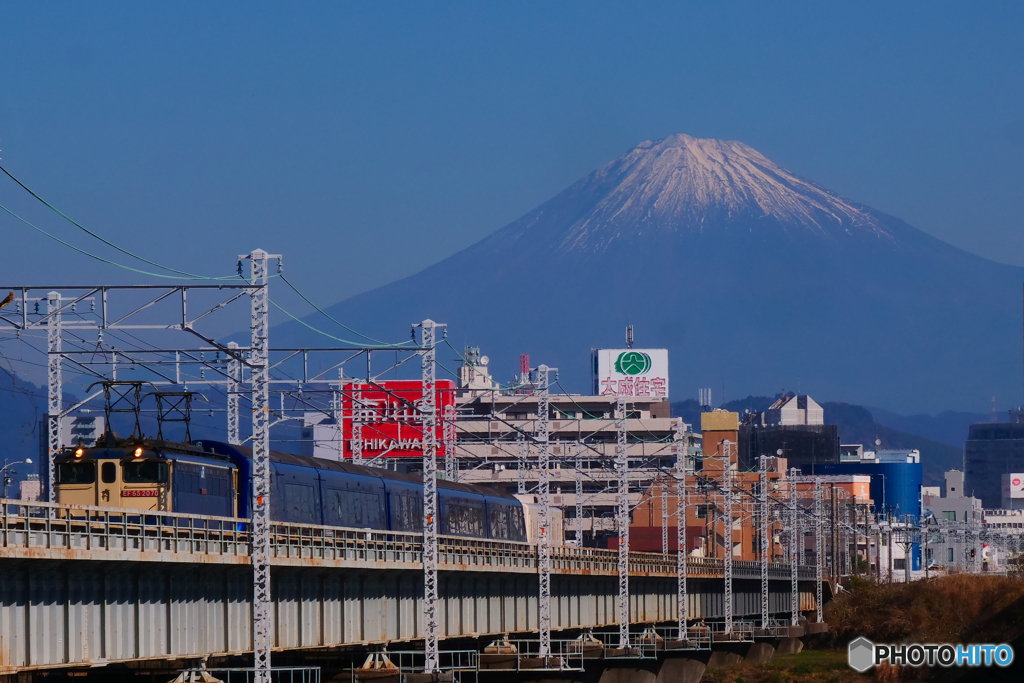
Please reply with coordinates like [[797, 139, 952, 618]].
[[0, 258, 449, 682]]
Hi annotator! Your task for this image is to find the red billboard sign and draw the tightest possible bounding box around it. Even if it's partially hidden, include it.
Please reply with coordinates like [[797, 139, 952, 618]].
[[340, 380, 456, 459]]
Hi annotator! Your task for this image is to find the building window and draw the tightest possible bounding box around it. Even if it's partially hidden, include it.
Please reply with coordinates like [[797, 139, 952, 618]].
[[894, 559, 906, 570], [943, 511, 956, 521], [947, 548, 954, 563]]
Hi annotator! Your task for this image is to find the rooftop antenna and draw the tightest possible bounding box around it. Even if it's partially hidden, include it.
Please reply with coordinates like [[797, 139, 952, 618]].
[[625, 325, 634, 349], [699, 388, 713, 412]]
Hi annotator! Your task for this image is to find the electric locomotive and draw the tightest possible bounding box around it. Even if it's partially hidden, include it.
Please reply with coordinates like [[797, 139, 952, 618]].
[[53, 437, 527, 541]]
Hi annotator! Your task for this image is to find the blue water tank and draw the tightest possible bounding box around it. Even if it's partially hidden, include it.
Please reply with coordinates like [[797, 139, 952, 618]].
[[817, 461, 923, 570]]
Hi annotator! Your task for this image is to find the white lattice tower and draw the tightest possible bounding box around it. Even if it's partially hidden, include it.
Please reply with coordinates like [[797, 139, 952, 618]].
[[351, 384, 363, 466], [615, 396, 629, 648], [789, 468, 799, 626], [760, 455, 769, 629], [661, 476, 669, 555], [674, 419, 688, 640], [722, 441, 733, 634], [46, 292, 62, 502], [536, 365, 553, 657], [516, 430, 527, 494], [575, 440, 584, 542], [417, 320, 441, 672], [443, 404, 457, 481], [241, 250, 277, 683], [814, 478, 823, 622], [227, 341, 241, 445]]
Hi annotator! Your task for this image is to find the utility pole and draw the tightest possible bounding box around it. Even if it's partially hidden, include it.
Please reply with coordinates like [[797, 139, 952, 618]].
[[227, 341, 241, 445], [615, 396, 629, 649], [240, 249, 279, 683], [536, 365, 554, 659], [674, 419, 688, 641], [760, 455, 769, 629], [723, 441, 733, 634], [789, 468, 799, 626], [416, 319, 443, 673], [46, 291, 62, 502]]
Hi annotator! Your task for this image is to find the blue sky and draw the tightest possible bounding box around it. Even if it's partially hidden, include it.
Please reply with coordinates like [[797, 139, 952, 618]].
[[1, 2, 1023, 309]]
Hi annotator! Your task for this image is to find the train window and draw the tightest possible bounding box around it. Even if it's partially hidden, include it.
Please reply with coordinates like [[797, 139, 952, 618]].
[[57, 462, 96, 484], [325, 488, 382, 528], [101, 462, 117, 484], [392, 493, 423, 531], [122, 461, 169, 484], [510, 508, 526, 541], [489, 505, 509, 539], [284, 483, 317, 522], [446, 503, 484, 536]]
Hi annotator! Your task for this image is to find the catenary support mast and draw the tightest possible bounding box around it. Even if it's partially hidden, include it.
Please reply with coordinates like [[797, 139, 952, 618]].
[[536, 365, 554, 657], [723, 441, 733, 634], [575, 440, 584, 543], [226, 341, 241, 445], [417, 319, 442, 672], [46, 291, 62, 502], [815, 478, 823, 622], [760, 455, 770, 629], [675, 419, 688, 640], [241, 249, 279, 683], [789, 468, 799, 626], [616, 396, 630, 648]]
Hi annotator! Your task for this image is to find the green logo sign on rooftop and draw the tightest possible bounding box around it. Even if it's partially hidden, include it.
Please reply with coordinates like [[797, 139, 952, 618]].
[[614, 351, 652, 376]]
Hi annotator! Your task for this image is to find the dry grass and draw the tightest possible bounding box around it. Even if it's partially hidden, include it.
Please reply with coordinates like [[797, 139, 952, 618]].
[[825, 573, 1024, 646]]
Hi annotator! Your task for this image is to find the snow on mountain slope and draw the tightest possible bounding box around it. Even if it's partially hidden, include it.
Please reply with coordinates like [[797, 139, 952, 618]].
[[270, 134, 1024, 413], [553, 134, 893, 251]]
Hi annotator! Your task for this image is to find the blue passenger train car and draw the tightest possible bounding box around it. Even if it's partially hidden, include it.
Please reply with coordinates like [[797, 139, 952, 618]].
[[54, 437, 526, 542]]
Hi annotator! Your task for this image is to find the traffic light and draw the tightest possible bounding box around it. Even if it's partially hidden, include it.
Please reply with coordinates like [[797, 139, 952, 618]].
[[970, 548, 976, 559]]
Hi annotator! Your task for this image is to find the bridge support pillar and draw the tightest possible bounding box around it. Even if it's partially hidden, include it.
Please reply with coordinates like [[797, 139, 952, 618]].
[[654, 657, 706, 683], [776, 637, 804, 654], [744, 642, 774, 665], [598, 667, 656, 683]]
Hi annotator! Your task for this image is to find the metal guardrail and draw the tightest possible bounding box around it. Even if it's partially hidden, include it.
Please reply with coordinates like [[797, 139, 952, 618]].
[[654, 624, 713, 651], [0, 498, 818, 580], [176, 667, 320, 683], [707, 620, 755, 643]]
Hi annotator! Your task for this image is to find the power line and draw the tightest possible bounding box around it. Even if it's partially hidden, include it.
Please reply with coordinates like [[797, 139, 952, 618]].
[[0, 164, 235, 280], [279, 274, 413, 347], [0, 201, 218, 280]]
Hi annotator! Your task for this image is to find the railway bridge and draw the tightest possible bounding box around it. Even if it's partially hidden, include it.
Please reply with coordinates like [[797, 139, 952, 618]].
[[0, 499, 829, 679]]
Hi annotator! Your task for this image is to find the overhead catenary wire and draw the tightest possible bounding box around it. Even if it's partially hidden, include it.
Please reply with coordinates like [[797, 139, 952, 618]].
[[0, 164, 236, 280]]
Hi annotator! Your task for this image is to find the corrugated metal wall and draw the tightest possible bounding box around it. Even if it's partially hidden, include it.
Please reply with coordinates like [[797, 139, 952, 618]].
[[0, 560, 819, 672]]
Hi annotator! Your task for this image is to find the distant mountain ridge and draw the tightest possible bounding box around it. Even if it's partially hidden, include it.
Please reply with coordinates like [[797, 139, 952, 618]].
[[271, 134, 1024, 413]]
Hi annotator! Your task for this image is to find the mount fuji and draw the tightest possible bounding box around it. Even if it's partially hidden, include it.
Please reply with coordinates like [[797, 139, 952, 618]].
[[273, 134, 1023, 413]]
